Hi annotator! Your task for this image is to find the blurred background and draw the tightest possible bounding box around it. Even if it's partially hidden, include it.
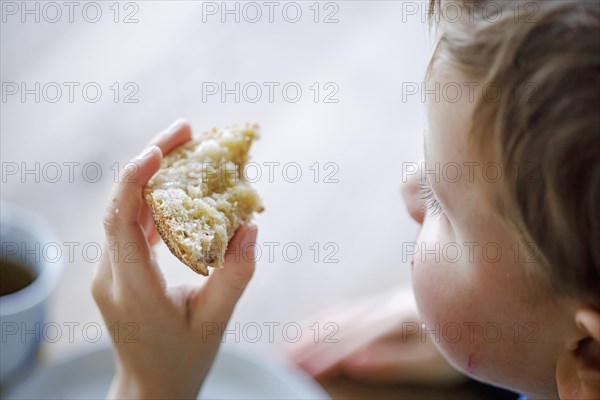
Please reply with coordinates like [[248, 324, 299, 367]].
[[1, 0, 433, 397]]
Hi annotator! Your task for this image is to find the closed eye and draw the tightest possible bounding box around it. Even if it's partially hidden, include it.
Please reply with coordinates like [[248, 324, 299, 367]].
[[419, 177, 444, 217]]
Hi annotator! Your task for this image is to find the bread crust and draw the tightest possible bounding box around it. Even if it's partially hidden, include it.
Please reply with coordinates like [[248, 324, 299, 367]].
[[144, 190, 210, 275]]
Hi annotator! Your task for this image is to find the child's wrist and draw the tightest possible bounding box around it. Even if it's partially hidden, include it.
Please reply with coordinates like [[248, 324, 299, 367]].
[[108, 372, 198, 400], [108, 373, 165, 400], [108, 373, 149, 399]]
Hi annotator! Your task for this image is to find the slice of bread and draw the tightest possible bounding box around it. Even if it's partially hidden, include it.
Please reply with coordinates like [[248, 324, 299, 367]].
[[144, 123, 264, 275]]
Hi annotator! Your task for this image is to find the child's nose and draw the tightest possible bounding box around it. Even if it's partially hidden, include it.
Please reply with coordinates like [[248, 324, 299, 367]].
[[401, 164, 425, 225]]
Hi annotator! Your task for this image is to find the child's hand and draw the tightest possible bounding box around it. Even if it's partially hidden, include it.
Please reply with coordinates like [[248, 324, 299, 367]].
[[284, 288, 465, 385], [92, 120, 258, 400]]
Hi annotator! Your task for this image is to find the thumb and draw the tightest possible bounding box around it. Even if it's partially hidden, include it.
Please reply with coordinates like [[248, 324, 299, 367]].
[[198, 224, 258, 325], [341, 338, 406, 382]]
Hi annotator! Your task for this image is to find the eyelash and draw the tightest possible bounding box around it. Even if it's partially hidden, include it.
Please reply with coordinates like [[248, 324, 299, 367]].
[[419, 178, 444, 217]]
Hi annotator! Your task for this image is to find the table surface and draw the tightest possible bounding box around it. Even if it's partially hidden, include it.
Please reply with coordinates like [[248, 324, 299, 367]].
[[1, 1, 489, 397]]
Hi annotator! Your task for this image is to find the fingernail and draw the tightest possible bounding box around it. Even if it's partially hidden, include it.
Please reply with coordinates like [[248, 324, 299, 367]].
[[136, 145, 158, 160], [151, 119, 187, 146], [167, 118, 187, 133]]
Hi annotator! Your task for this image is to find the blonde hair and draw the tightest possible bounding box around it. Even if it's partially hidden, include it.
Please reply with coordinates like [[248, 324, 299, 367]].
[[428, 0, 600, 305]]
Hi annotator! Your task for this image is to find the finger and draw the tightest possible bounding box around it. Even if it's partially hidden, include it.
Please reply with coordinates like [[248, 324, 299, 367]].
[[283, 302, 356, 359], [341, 334, 414, 382], [290, 292, 402, 357], [296, 327, 404, 381], [104, 145, 161, 243], [139, 201, 159, 244], [147, 226, 161, 246], [148, 119, 192, 155], [295, 344, 348, 380], [91, 248, 115, 305], [342, 337, 464, 385], [194, 224, 258, 326], [293, 327, 370, 379], [139, 119, 191, 245], [103, 145, 163, 285], [293, 312, 407, 378]]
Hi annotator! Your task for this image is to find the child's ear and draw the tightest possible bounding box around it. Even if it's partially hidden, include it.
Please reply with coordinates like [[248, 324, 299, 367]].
[[556, 308, 600, 399]]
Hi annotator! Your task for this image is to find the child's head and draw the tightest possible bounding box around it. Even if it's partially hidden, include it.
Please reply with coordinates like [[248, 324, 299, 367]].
[[402, 0, 599, 397]]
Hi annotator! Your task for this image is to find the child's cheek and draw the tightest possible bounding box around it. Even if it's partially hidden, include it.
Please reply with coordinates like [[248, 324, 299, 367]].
[[411, 241, 486, 379]]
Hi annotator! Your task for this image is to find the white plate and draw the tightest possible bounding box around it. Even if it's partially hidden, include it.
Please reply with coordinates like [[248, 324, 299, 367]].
[[5, 344, 330, 400]]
